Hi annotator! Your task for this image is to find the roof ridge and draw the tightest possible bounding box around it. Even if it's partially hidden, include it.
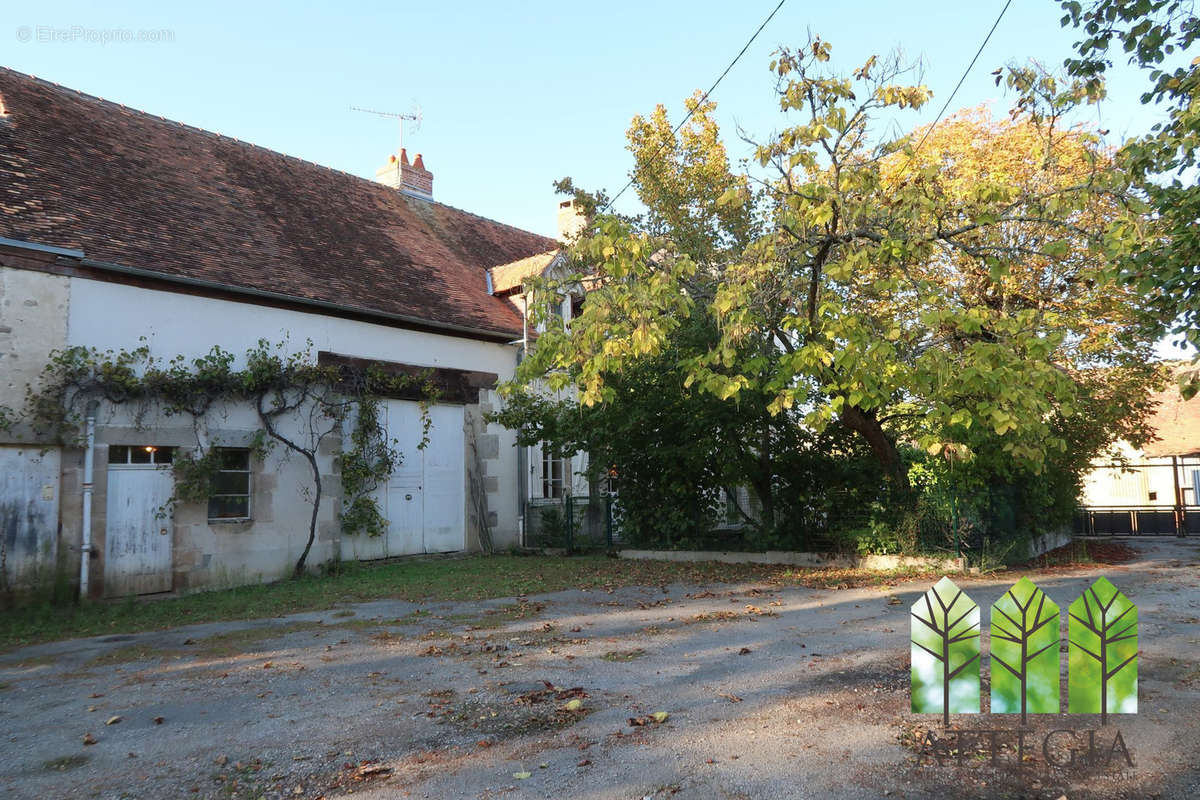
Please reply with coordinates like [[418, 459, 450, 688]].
[[0, 66, 557, 248]]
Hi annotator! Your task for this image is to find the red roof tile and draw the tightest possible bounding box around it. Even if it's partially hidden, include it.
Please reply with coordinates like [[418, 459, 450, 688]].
[[1144, 367, 1200, 457], [0, 69, 557, 337]]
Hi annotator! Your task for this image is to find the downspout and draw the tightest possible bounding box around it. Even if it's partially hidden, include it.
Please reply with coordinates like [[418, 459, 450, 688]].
[[79, 404, 97, 598], [518, 290, 530, 546]]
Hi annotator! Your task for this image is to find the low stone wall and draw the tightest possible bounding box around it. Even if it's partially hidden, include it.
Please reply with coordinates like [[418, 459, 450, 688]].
[[1027, 528, 1072, 559], [617, 549, 966, 572]]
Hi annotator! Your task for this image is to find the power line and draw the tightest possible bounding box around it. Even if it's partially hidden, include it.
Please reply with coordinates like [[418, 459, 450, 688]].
[[602, 0, 787, 212], [891, 0, 1014, 185]]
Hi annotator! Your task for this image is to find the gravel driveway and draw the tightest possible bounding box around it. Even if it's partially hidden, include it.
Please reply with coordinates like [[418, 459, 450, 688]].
[[1, 538, 1197, 799]]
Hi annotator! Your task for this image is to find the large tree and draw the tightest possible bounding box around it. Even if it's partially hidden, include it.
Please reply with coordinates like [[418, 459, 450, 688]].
[[507, 40, 1164, 538]]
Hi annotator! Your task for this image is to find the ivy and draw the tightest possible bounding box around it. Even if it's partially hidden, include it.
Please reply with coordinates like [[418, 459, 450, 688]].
[[17, 341, 438, 575]]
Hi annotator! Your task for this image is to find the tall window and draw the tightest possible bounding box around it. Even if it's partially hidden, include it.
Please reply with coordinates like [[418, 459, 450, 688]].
[[542, 448, 566, 499], [208, 448, 251, 521]]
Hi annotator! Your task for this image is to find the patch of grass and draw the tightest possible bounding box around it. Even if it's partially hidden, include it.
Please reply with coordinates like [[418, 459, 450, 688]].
[[601, 648, 647, 662], [87, 643, 178, 666], [0, 554, 954, 651], [188, 621, 326, 658], [41, 754, 90, 772]]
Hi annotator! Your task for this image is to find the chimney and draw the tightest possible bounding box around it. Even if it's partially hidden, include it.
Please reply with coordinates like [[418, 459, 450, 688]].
[[556, 198, 586, 243], [374, 148, 434, 198]]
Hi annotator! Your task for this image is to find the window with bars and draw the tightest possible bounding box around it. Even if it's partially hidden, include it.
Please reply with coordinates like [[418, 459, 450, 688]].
[[208, 448, 252, 521]]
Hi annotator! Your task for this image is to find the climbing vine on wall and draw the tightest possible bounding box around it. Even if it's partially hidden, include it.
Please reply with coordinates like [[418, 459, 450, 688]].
[[334, 370, 433, 540], [18, 340, 437, 576]]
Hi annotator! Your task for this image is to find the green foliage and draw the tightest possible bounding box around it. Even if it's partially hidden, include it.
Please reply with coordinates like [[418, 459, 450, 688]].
[[335, 396, 398, 539], [170, 432, 271, 508], [503, 38, 1166, 558], [1060, 0, 1200, 389]]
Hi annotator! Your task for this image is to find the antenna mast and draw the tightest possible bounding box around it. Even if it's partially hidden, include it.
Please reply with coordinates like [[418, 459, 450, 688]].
[[350, 104, 423, 154]]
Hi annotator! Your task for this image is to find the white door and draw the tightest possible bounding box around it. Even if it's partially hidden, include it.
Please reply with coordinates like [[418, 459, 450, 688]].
[[377, 400, 464, 555], [422, 404, 465, 552], [0, 447, 60, 587], [383, 400, 427, 556], [104, 466, 173, 596]]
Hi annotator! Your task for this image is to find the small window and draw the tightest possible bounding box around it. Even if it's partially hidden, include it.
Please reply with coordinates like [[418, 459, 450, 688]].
[[208, 448, 251, 521], [108, 445, 175, 465], [1148, 491, 1158, 501]]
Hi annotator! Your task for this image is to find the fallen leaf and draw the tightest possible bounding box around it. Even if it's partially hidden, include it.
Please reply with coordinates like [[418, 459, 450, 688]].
[[153, 716, 164, 725], [513, 771, 532, 779], [718, 693, 743, 703], [214, 755, 228, 766], [564, 699, 583, 711], [105, 715, 122, 726], [738, 647, 751, 655], [358, 764, 391, 776], [651, 711, 669, 723], [82, 733, 97, 746], [577, 758, 591, 766], [88, 693, 104, 699]]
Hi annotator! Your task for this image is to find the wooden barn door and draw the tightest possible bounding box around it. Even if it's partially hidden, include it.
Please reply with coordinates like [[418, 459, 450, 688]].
[[104, 464, 173, 596]]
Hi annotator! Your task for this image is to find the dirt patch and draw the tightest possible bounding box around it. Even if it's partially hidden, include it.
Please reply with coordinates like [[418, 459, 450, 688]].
[[39, 754, 89, 772], [434, 682, 593, 738]]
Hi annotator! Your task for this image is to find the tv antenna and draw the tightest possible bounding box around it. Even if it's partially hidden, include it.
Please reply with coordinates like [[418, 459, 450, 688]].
[[350, 104, 423, 154]]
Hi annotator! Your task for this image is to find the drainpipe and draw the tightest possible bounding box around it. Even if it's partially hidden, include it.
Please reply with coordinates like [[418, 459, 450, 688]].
[[79, 404, 98, 598], [519, 291, 532, 544]]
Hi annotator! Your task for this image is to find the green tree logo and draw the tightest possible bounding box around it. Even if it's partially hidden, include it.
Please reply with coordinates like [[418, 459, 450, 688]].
[[990, 578, 1060, 722], [911, 577, 981, 726], [1068, 577, 1138, 725]]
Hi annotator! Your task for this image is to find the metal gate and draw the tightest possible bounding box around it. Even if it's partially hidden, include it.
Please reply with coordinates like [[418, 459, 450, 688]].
[[104, 464, 174, 595], [1075, 506, 1198, 536]]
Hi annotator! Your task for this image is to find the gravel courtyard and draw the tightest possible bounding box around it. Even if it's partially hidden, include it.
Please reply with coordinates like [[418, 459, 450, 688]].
[[1, 538, 1198, 800]]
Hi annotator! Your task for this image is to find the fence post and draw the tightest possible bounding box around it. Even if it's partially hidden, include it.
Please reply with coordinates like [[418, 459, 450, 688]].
[[605, 493, 614, 550], [564, 490, 574, 555]]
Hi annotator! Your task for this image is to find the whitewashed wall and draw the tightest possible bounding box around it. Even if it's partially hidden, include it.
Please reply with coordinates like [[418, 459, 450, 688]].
[[62, 277, 523, 591]]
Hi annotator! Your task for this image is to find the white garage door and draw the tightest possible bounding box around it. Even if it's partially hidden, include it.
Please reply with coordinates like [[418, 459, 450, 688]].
[[379, 400, 465, 556]]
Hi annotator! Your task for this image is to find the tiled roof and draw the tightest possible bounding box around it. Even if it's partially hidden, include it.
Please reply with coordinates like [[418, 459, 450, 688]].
[[0, 68, 557, 337], [489, 251, 558, 295], [1144, 367, 1200, 457]]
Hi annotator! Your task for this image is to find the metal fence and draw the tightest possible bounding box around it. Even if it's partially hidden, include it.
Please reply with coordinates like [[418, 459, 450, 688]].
[[1075, 505, 1196, 537], [522, 494, 621, 551]]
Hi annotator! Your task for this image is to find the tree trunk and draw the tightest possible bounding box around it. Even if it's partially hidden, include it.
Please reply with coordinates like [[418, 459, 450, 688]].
[[840, 403, 911, 494], [294, 452, 322, 577]]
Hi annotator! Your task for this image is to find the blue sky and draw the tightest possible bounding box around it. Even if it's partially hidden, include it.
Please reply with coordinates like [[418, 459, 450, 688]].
[[7, 0, 1164, 237]]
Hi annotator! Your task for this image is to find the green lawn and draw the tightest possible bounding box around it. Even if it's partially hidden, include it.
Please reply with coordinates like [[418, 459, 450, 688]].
[[0, 554, 945, 652]]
